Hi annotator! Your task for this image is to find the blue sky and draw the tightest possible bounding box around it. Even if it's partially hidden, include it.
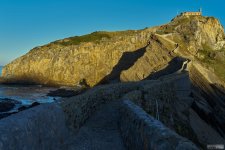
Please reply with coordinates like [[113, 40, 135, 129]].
[[0, 0, 224, 66]]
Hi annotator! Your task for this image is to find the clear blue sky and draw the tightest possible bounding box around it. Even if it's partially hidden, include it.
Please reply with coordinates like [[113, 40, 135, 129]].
[[0, 0, 224, 66]]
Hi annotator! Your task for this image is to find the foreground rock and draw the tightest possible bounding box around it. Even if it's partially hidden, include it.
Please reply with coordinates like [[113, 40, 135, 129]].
[[0, 104, 71, 150], [120, 100, 198, 150], [0, 80, 198, 150], [64, 100, 126, 150], [62, 72, 225, 148], [0, 71, 223, 149]]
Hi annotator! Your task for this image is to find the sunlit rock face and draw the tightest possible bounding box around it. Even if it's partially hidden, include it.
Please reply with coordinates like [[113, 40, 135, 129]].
[[2, 31, 151, 86], [162, 15, 225, 54], [2, 15, 225, 87]]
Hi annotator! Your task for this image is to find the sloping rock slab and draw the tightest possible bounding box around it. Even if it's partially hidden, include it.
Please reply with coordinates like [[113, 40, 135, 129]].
[[0, 103, 70, 150]]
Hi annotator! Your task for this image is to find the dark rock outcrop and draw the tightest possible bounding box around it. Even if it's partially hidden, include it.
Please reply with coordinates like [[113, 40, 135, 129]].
[[47, 88, 85, 98], [18, 102, 40, 111], [0, 98, 20, 112]]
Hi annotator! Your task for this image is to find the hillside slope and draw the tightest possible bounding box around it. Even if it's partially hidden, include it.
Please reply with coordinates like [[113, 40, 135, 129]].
[[2, 15, 225, 87]]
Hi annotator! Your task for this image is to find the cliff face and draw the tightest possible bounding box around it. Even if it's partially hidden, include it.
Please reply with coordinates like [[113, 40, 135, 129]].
[[2, 15, 225, 87], [1, 14, 225, 148], [159, 15, 225, 54], [2, 30, 152, 86]]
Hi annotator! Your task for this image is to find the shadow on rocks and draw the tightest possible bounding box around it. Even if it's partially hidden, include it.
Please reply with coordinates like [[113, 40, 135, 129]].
[[47, 88, 87, 98]]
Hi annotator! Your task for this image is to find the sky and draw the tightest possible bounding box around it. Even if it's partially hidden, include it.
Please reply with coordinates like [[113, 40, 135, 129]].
[[0, 0, 224, 66]]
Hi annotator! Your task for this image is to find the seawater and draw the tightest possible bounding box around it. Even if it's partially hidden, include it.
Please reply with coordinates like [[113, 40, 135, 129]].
[[0, 84, 58, 105], [0, 69, 59, 114], [0, 84, 59, 114], [0, 66, 60, 113]]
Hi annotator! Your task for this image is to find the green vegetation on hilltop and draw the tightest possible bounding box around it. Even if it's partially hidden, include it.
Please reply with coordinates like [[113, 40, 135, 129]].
[[197, 48, 225, 81], [54, 31, 111, 46], [54, 30, 140, 46]]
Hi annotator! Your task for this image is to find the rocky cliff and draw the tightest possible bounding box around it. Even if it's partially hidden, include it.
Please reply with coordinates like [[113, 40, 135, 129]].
[[2, 15, 225, 87], [1, 14, 225, 149]]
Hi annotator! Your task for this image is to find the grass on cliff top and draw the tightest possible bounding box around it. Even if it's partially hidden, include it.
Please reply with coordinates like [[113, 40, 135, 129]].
[[54, 30, 140, 46], [156, 16, 191, 35], [198, 47, 225, 81]]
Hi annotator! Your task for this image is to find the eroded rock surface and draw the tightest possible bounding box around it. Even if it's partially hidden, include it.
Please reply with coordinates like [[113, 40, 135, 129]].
[[2, 15, 225, 87], [1, 14, 225, 149], [0, 104, 71, 150]]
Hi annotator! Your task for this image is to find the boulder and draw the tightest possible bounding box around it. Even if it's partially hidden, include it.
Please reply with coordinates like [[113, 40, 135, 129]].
[[0, 98, 20, 112]]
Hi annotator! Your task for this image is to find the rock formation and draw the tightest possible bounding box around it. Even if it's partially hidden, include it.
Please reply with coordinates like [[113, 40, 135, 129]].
[[1, 14, 225, 149], [2, 15, 225, 87]]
